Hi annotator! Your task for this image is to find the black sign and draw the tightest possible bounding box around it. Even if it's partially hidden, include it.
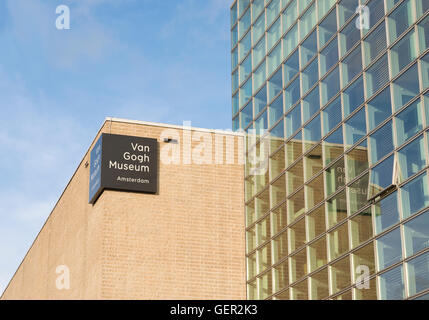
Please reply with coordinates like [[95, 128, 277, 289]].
[[89, 133, 158, 204]]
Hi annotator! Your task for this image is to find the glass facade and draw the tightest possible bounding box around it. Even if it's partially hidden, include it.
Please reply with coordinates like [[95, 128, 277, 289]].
[[232, 0, 429, 300]]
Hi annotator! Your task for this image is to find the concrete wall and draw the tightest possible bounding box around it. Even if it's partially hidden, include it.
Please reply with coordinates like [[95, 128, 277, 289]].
[[1, 119, 246, 300]]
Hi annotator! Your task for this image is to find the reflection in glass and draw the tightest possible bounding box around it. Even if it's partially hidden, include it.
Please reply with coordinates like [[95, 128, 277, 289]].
[[379, 265, 405, 300], [291, 279, 308, 300], [307, 205, 326, 241], [310, 268, 329, 300], [328, 222, 349, 261], [303, 115, 321, 151], [271, 202, 287, 235], [395, 99, 423, 146], [349, 174, 369, 215], [401, 173, 429, 219], [392, 63, 419, 111], [369, 155, 394, 199], [323, 127, 343, 166], [306, 173, 325, 210], [407, 252, 429, 297], [363, 22, 386, 67], [322, 96, 342, 136], [346, 140, 368, 182], [365, 54, 389, 99], [325, 158, 346, 196], [304, 144, 323, 181], [289, 218, 306, 253], [273, 259, 289, 293], [288, 188, 305, 224], [302, 86, 320, 123], [397, 135, 425, 182], [273, 230, 288, 264], [309, 236, 327, 273], [352, 241, 375, 280], [331, 256, 351, 294], [258, 271, 273, 299], [374, 191, 400, 235], [344, 107, 366, 147], [369, 120, 394, 164], [343, 76, 365, 117], [367, 86, 392, 131], [290, 249, 308, 283], [377, 227, 402, 271], [327, 190, 347, 229], [319, 8, 337, 47], [350, 208, 373, 249], [404, 210, 429, 258]]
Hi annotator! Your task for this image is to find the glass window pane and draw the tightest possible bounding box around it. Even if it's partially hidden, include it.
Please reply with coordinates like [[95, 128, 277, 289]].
[[392, 63, 420, 112], [271, 174, 286, 208], [407, 252, 429, 296], [369, 155, 394, 198], [377, 227, 402, 271], [362, 0, 386, 35], [349, 174, 369, 215], [290, 249, 308, 283], [231, 2, 238, 26], [404, 210, 429, 258], [239, 32, 251, 62], [269, 93, 284, 127], [239, 0, 250, 16], [284, 24, 299, 57], [303, 115, 322, 151], [284, 49, 299, 85], [374, 191, 400, 234], [253, 13, 265, 45], [326, 158, 346, 196], [240, 55, 252, 85], [247, 253, 257, 280], [367, 86, 392, 131], [267, 18, 282, 50], [331, 256, 351, 294], [252, 0, 264, 23], [300, 3, 316, 40], [350, 209, 373, 248], [390, 29, 418, 78], [346, 140, 369, 181], [273, 230, 288, 264], [285, 103, 301, 138], [363, 22, 387, 68], [302, 58, 319, 95], [323, 127, 344, 166], [318, 0, 335, 19], [345, 107, 366, 147], [343, 77, 365, 117], [288, 188, 305, 223], [233, 115, 239, 131], [379, 265, 405, 300], [322, 96, 342, 136], [306, 173, 325, 210], [290, 279, 308, 299], [320, 37, 339, 77], [307, 205, 326, 241], [321, 66, 340, 106], [305, 144, 323, 181], [255, 109, 268, 134], [254, 61, 267, 93], [282, 0, 298, 33], [319, 8, 337, 48], [232, 47, 238, 70], [416, 0, 429, 18], [418, 15, 429, 53], [365, 54, 389, 99], [267, 0, 281, 26], [273, 259, 289, 293], [330, 224, 349, 262], [257, 215, 271, 246], [253, 36, 266, 67], [289, 218, 306, 253], [232, 69, 239, 93], [268, 69, 283, 103], [286, 131, 303, 166], [268, 43, 282, 76], [310, 268, 329, 300], [301, 30, 318, 67], [241, 101, 253, 128], [369, 121, 394, 165], [421, 52, 429, 91], [270, 146, 286, 181], [254, 85, 268, 115], [396, 99, 423, 147], [354, 277, 378, 300], [387, 0, 415, 44], [401, 172, 429, 219], [258, 271, 273, 299], [232, 24, 238, 48], [339, 18, 361, 57], [287, 159, 304, 196], [341, 45, 362, 88], [272, 201, 287, 235], [270, 119, 285, 152], [284, 76, 300, 111], [239, 8, 251, 39], [398, 136, 426, 182], [302, 86, 320, 123], [309, 237, 328, 273], [327, 189, 347, 229], [338, 0, 359, 28]]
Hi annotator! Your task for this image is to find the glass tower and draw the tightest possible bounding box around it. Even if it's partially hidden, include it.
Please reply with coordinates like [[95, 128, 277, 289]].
[[231, 0, 429, 300]]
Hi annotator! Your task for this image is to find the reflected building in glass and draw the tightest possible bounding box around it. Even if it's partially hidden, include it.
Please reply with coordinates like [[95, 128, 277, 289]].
[[231, 0, 429, 299]]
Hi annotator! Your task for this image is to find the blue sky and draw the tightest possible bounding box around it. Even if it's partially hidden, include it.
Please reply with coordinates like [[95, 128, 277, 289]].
[[0, 0, 232, 294]]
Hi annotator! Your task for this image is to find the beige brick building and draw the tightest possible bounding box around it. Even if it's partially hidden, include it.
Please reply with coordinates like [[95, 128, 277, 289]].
[[1, 118, 246, 300]]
